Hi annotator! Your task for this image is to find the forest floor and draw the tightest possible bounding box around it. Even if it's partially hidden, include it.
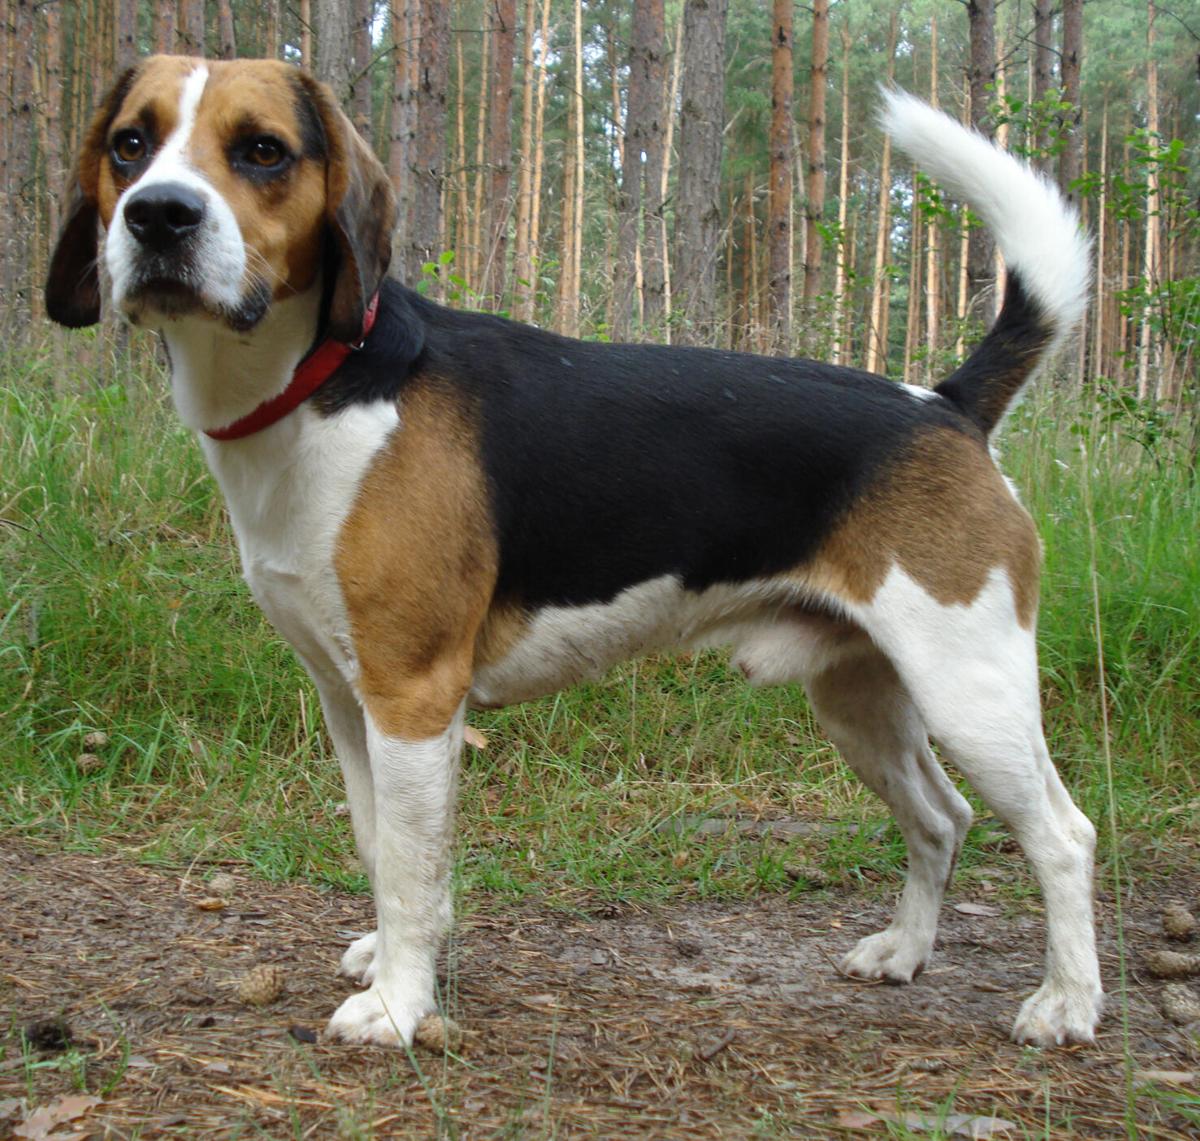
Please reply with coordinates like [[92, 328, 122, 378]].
[[1, 840, 1198, 1139]]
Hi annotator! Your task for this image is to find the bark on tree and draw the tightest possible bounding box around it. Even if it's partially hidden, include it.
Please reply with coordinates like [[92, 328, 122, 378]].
[[1058, 0, 1083, 203], [390, 0, 417, 275], [216, 0, 236, 60], [10, 0, 34, 326], [830, 22, 851, 364], [674, 0, 728, 345], [802, 0, 828, 317], [643, 0, 674, 334], [469, 18, 489, 289], [1136, 0, 1160, 400], [484, 0, 516, 307], [864, 10, 897, 375], [766, 0, 793, 353], [924, 14, 940, 380], [407, 0, 448, 283], [512, 0, 537, 322], [43, 0, 64, 242], [1091, 98, 1108, 380], [315, 0, 353, 106], [300, 0, 312, 67], [351, 0, 373, 136], [157, 0, 179, 53], [966, 0, 995, 307], [1032, 0, 1053, 165], [527, 0, 551, 315], [181, 0, 205, 56], [116, 0, 137, 67], [614, 0, 666, 341]]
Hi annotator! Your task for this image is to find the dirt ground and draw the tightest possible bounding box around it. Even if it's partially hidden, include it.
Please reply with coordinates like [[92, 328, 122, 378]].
[[1, 840, 1198, 1139]]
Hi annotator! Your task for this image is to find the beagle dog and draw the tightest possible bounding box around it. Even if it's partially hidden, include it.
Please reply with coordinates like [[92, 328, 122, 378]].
[[47, 57, 1102, 1049]]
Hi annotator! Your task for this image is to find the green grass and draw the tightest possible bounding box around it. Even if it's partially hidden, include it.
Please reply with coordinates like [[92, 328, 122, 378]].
[[1, 336, 1197, 905]]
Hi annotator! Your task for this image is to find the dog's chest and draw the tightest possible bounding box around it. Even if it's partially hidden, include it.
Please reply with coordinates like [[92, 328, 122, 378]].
[[202, 402, 399, 682]]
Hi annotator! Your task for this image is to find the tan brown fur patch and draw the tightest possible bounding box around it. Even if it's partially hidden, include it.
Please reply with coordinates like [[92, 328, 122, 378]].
[[335, 383, 500, 739], [803, 427, 1040, 627]]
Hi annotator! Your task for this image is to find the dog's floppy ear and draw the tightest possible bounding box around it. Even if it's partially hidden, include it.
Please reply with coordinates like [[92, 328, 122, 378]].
[[295, 73, 397, 342], [45, 67, 139, 328]]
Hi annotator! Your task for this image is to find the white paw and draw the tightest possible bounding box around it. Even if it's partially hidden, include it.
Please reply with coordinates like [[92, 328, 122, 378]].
[[325, 982, 431, 1047], [1011, 981, 1103, 1047], [841, 928, 930, 984], [338, 931, 378, 985]]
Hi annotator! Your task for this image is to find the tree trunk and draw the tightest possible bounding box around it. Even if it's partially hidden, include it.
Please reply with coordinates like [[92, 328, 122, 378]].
[[1136, 0, 1159, 400], [157, 0, 179, 53], [407, 0, 448, 283], [903, 170, 922, 384], [300, 0, 312, 68], [923, 14, 940, 381], [1032, 0, 1053, 165], [512, 0, 537, 323], [830, 22, 851, 364], [470, 17, 489, 290], [614, 0, 666, 341], [528, 0, 551, 318], [216, 0, 236, 60], [351, 0, 373, 136], [181, 0, 205, 56], [390, 0, 417, 276], [864, 11, 897, 376], [484, 0, 516, 307], [674, 0, 728, 346], [1059, 0, 1083, 204], [315, 0, 353, 106], [766, 0, 793, 353], [568, 0, 585, 332], [453, 28, 468, 281], [802, 0, 829, 317], [116, 0, 137, 67], [644, 0, 674, 334], [43, 0, 64, 243], [1091, 98, 1107, 381], [10, 0, 34, 328], [966, 0, 995, 308]]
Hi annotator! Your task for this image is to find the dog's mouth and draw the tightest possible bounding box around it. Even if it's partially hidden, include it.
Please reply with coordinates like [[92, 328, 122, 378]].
[[122, 269, 271, 334]]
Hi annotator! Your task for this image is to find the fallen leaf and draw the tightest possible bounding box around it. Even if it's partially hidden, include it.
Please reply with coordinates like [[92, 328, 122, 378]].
[[835, 1109, 880, 1129], [14, 1094, 101, 1140], [194, 896, 227, 912], [953, 902, 1002, 917], [1134, 1069, 1196, 1086], [833, 1108, 1016, 1138], [464, 725, 489, 749]]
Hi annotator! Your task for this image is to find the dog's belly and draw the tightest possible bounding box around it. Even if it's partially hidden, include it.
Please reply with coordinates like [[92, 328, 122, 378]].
[[470, 574, 866, 709]]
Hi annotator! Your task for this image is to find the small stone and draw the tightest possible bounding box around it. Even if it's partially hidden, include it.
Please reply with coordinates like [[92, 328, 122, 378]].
[[1145, 949, 1200, 979], [1163, 902, 1197, 942], [75, 753, 103, 773], [194, 896, 227, 912], [82, 730, 110, 749], [1161, 983, 1200, 1026], [413, 1013, 462, 1053], [236, 964, 285, 1007], [288, 1024, 318, 1044], [207, 872, 237, 897]]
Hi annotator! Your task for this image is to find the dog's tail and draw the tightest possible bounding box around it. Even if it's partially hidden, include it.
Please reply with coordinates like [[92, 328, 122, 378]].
[[881, 89, 1089, 437]]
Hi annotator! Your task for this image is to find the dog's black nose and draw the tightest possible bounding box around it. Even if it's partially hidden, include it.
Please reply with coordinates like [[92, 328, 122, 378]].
[[123, 183, 206, 252]]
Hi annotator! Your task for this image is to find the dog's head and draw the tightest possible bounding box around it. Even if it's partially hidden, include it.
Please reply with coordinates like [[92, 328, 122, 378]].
[[46, 56, 395, 341]]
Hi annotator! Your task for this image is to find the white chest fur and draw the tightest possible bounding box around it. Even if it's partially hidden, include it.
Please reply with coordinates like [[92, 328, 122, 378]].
[[199, 402, 399, 683]]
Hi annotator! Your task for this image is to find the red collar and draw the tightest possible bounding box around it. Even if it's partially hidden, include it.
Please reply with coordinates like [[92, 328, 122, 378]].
[[204, 292, 380, 441]]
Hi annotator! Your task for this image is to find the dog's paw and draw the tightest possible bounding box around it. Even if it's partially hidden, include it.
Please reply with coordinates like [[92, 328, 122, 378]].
[[324, 982, 431, 1048], [841, 928, 929, 984], [338, 931, 378, 985], [1011, 981, 1103, 1047]]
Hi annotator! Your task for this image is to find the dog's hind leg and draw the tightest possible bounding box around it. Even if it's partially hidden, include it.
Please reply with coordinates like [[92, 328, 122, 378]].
[[855, 565, 1102, 1046], [804, 649, 973, 984]]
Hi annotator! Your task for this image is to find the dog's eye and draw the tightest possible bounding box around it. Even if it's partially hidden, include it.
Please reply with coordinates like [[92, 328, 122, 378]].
[[112, 129, 147, 165], [244, 137, 287, 168]]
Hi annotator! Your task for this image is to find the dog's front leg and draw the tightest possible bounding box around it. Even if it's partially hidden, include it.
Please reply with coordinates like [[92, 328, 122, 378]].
[[324, 687, 463, 1048]]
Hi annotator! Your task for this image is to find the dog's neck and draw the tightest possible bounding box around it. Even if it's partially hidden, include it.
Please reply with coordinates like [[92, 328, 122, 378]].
[[159, 284, 324, 437]]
